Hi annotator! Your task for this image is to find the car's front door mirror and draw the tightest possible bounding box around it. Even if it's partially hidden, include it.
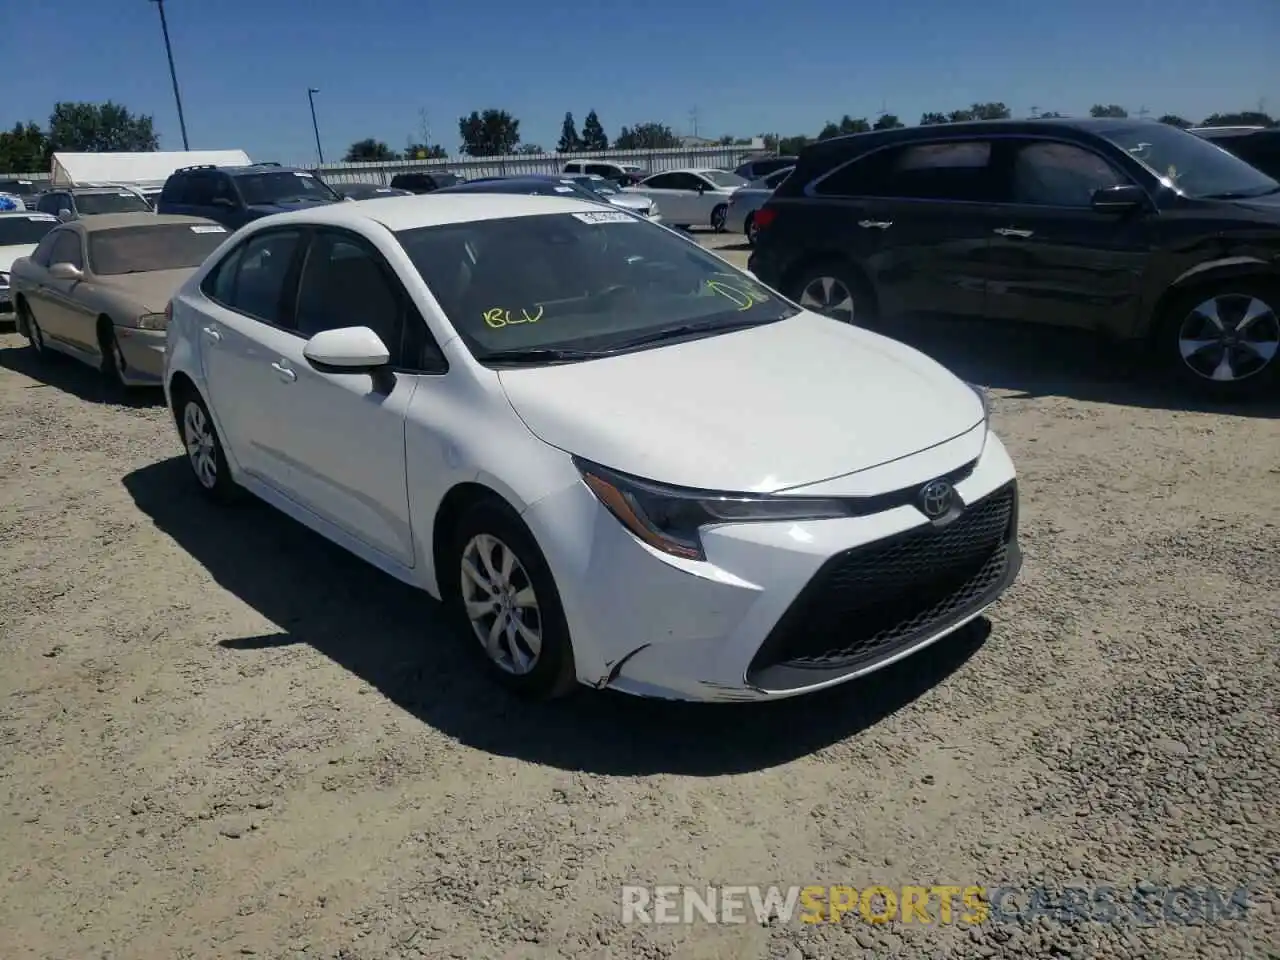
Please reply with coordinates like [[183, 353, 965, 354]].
[[302, 326, 391, 371], [57, 208, 73, 221], [48, 261, 83, 280], [1090, 183, 1146, 213]]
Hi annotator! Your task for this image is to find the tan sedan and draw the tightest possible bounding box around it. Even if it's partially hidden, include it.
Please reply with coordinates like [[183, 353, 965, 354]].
[[9, 213, 231, 387]]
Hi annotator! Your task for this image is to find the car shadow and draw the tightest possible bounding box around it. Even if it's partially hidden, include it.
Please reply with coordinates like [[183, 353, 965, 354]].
[[885, 315, 1280, 419], [122, 456, 991, 776], [0, 344, 164, 408]]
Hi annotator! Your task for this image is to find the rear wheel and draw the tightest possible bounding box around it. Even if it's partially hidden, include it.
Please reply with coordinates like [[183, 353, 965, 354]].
[[791, 260, 877, 327], [176, 387, 240, 503], [1157, 283, 1280, 400], [745, 213, 759, 246], [710, 204, 728, 233]]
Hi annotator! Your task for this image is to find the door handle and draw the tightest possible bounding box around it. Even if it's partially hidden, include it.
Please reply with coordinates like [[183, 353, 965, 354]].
[[858, 219, 893, 230], [201, 325, 221, 342], [994, 227, 1034, 238], [270, 360, 297, 383]]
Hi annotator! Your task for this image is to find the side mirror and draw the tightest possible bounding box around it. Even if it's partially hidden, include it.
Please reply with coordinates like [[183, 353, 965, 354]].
[[49, 261, 83, 280], [1090, 184, 1146, 213], [57, 209, 73, 221], [696, 183, 706, 193], [303, 326, 391, 371]]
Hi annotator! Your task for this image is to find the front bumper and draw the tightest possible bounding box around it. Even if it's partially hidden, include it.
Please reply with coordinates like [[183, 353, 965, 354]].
[[523, 430, 1021, 702]]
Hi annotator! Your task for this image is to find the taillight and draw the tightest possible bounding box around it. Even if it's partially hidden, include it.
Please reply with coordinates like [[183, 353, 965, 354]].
[[754, 206, 777, 230]]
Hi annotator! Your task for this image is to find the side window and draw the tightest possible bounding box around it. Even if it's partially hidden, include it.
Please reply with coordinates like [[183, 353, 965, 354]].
[[49, 231, 83, 269], [30, 230, 60, 266], [293, 232, 405, 362], [184, 173, 215, 206], [765, 168, 792, 189], [815, 140, 995, 201], [36, 193, 61, 214], [210, 174, 237, 204], [639, 173, 675, 189], [202, 241, 246, 304], [1012, 141, 1127, 207], [160, 176, 186, 204], [218, 229, 302, 324], [585, 164, 615, 177]]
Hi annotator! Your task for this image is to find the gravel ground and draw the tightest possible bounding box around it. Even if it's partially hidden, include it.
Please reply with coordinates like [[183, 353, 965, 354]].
[[1, 232, 1277, 960]]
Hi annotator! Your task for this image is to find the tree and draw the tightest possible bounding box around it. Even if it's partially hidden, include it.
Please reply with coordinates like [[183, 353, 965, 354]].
[[777, 135, 811, 155], [919, 112, 949, 125], [557, 112, 581, 153], [873, 114, 903, 130], [969, 102, 1011, 120], [838, 115, 871, 134], [458, 109, 521, 156], [344, 138, 398, 162], [1036, 111, 1064, 119], [817, 121, 841, 140], [580, 110, 608, 151], [947, 108, 975, 122], [405, 142, 448, 160], [1157, 115, 1192, 129], [0, 122, 49, 172], [47, 101, 158, 152], [1201, 111, 1276, 128], [1090, 104, 1129, 118], [613, 122, 679, 150], [516, 143, 545, 154]]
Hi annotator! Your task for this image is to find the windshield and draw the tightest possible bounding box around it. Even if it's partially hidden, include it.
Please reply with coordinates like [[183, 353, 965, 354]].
[[700, 170, 748, 189], [0, 180, 39, 197], [396, 211, 795, 363], [88, 222, 229, 275], [1100, 123, 1280, 199], [75, 191, 152, 215], [236, 170, 340, 205], [0, 214, 58, 246]]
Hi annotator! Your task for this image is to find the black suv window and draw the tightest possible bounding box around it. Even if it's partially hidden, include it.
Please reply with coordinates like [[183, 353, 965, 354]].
[[816, 140, 997, 202], [1011, 141, 1129, 207], [37, 193, 67, 215], [160, 175, 188, 204]]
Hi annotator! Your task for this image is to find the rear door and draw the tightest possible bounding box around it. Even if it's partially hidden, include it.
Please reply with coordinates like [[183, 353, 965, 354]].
[[981, 138, 1151, 332], [806, 138, 1001, 319]]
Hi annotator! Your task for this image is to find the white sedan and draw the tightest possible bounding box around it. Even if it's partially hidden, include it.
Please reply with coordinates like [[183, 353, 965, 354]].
[[0, 211, 59, 320], [164, 194, 1021, 702], [622, 167, 748, 231]]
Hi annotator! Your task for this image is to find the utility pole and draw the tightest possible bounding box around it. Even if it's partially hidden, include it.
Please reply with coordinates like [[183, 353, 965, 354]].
[[150, 0, 190, 149], [307, 88, 324, 165], [689, 106, 699, 139]]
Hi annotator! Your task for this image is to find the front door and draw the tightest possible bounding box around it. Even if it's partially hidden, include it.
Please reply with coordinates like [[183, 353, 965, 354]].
[[32, 229, 87, 344], [633, 173, 694, 223], [982, 139, 1150, 331], [260, 228, 416, 567]]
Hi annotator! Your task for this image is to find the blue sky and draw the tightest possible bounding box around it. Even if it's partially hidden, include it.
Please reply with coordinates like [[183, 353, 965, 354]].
[[5, 0, 1276, 165]]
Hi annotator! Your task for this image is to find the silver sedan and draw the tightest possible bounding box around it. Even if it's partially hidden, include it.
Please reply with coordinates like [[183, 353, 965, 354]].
[[725, 166, 794, 245]]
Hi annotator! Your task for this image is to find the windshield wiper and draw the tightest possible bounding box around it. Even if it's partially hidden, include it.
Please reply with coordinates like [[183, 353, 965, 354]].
[[483, 347, 609, 366], [603, 316, 776, 352]]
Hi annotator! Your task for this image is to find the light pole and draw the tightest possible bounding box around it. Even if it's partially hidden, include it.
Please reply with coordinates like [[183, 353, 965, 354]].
[[150, 0, 190, 150], [307, 88, 324, 165]]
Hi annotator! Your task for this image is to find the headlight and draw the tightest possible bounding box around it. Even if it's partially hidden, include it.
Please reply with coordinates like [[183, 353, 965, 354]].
[[575, 458, 850, 560], [965, 382, 991, 421], [136, 312, 168, 330], [648, 202, 660, 216]]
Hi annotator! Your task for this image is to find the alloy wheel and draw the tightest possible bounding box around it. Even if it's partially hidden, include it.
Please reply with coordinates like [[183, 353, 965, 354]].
[[1177, 294, 1280, 382], [460, 533, 542, 675], [799, 275, 856, 324], [182, 400, 218, 489]]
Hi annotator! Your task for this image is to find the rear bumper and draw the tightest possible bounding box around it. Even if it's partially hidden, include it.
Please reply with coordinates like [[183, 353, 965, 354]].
[[116, 327, 167, 383]]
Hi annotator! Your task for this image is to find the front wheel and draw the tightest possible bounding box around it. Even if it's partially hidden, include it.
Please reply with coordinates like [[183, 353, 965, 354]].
[[1157, 283, 1280, 400], [448, 499, 577, 700], [710, 204, 728, 233], [18, 301, 46, 357], [791, 261, 876, 327]]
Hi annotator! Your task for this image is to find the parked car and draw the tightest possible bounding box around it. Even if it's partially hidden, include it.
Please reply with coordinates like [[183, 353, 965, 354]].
[[10, 213, 230, 386], [157, 163, 342, 229], [161, 193, 1020, 702], [558, 174, 659, 218], [438, 174, 661, 221], [0, 178, 43, 206], [749, 118, 1280, 399], [0, 193, 26, 212], [561, 160, 648, 186], [335, 182, 415, 200], [726, 166, 794, 245], [623, 168, 748, 231], [389, 171, 464, 194], [1191, 126, 1280, 180], [0, 211, 60, 320], [34, 186, 153, 220], [734, 155, 799, 181]]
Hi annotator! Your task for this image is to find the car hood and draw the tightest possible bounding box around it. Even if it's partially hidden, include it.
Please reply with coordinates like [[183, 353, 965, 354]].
[[497, 312, 985, 492], [95, 267, 198, 313], [0, 243, 37, 272]]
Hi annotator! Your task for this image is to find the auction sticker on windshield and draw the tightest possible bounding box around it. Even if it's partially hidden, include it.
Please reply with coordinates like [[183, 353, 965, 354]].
[[190, 225, 227, 233], [572, 210, 637, 224], [28, 214, 57, 221]]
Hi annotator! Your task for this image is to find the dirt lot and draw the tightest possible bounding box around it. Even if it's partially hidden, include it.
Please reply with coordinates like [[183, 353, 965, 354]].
[[1, 233, 1278, 960]]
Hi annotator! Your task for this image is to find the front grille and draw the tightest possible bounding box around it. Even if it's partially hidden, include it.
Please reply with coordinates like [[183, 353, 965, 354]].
[[748, 482, 1017, 678]]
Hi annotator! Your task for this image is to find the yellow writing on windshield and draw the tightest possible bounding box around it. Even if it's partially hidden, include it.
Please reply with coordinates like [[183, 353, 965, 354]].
[[484, 305, 545, 329], [705, 278, 770, 312]]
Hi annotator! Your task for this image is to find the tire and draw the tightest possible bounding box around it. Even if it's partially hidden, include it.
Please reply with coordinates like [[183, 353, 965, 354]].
[[790, 259, 877, 327], [711, 204, 728, 233], [1155, 281, 1280, 401], [174, 386, 240, 503], [745, 213, 758, 247], [446, 498, 577, 700], [18, 300, 46, 357], [99, 320, 127, 390]]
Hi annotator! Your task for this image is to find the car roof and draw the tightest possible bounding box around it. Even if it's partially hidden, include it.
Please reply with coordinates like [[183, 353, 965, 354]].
[[76, 213, 220, 233], [253, 193, 605, 232]]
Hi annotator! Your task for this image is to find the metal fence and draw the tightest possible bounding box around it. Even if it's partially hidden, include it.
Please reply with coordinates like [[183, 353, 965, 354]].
[[1, 145, 761, 186]]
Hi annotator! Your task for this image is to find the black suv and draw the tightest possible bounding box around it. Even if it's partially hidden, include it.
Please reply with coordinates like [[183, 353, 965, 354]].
[[1192, 126, 1280, 180], [748, 118, 1280, 399], [389, 171, 463, 194], [157, 162, 342, 228]]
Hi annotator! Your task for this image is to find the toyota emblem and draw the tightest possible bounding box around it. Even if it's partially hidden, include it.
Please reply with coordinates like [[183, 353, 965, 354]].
[[919, 479, 955, 519]]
